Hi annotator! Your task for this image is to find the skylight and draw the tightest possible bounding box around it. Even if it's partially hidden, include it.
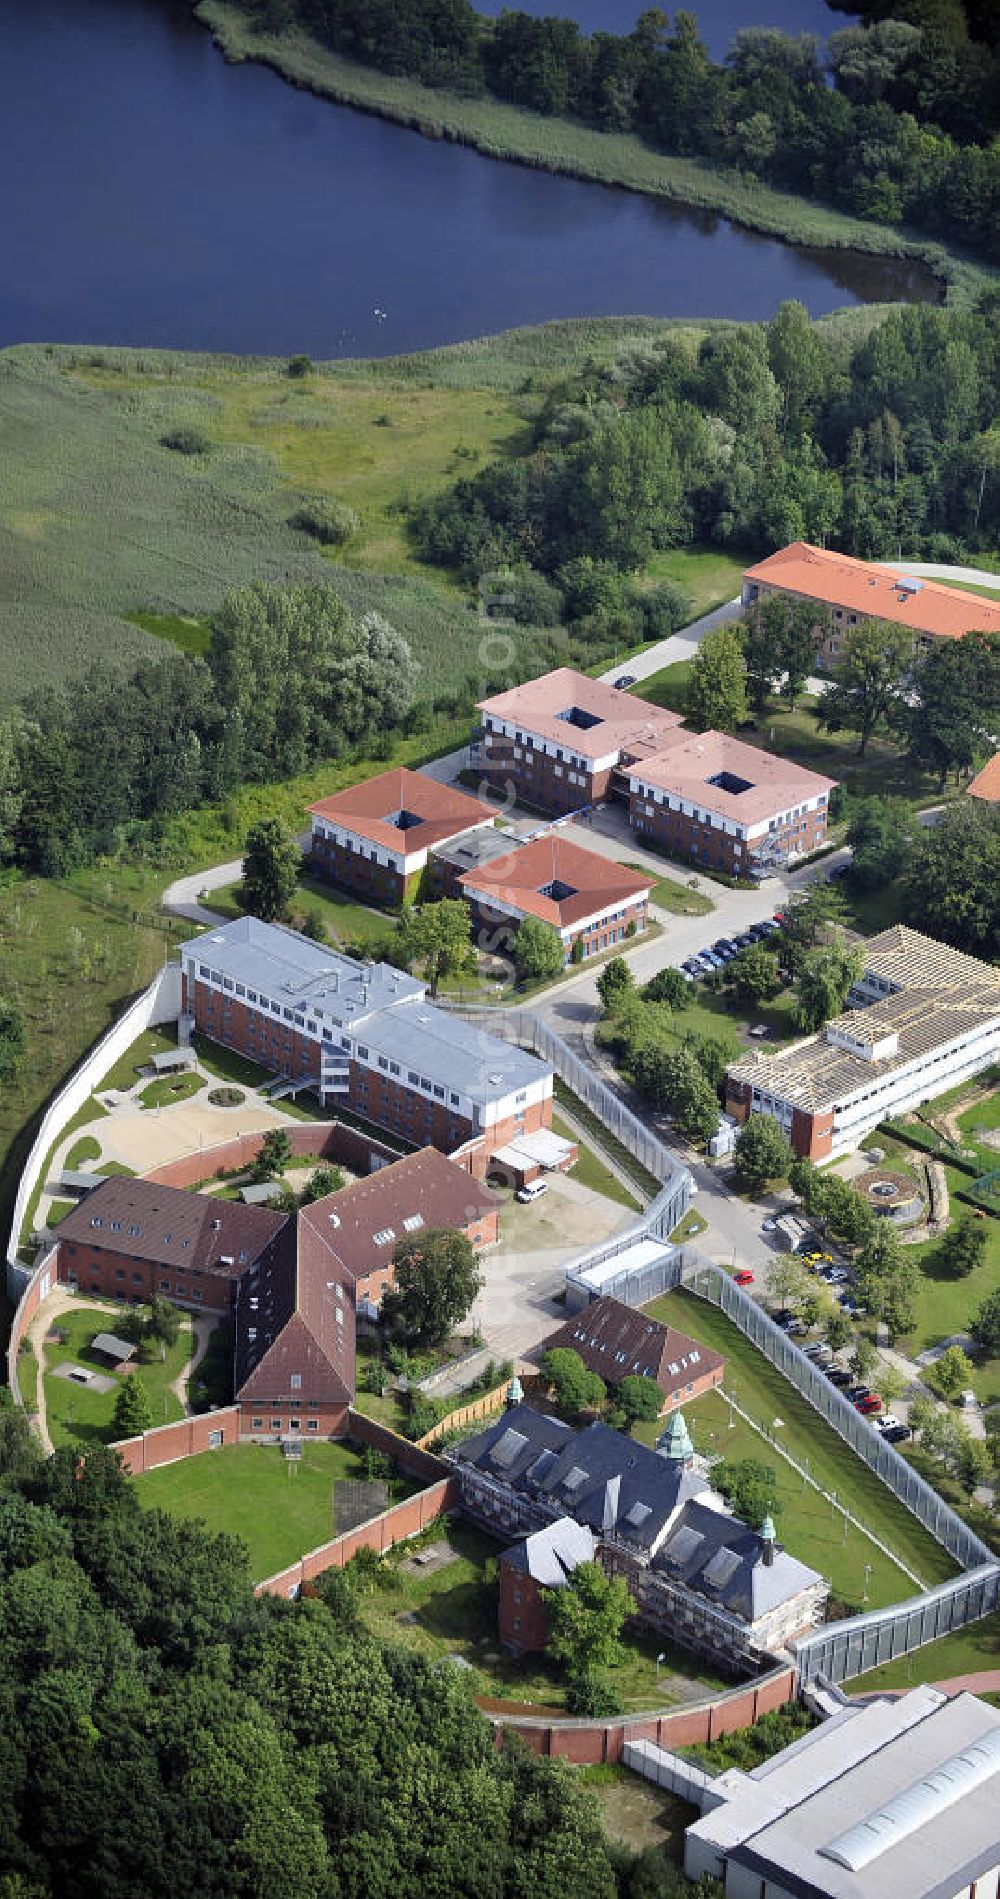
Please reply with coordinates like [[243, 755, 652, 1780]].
[[383, 808, 425, 832], [555, 706, 602, 731], [707, 770, 755, 797], [538, 879, 578, 903]]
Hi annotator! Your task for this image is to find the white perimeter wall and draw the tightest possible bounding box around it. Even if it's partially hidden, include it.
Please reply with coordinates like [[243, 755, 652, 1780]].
[[5, 962, 181, 1300]]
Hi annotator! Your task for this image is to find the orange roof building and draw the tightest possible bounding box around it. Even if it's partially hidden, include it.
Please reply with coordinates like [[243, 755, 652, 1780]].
[[967, 752, 1000, 803], [743, 543, 1000, 667], [309, 766, 494, 905], [458, 833, 653, 957]]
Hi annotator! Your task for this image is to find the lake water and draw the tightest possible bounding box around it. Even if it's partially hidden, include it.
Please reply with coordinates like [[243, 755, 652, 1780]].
[[476, 0, 856, 60], [0, 0, 928, 361]]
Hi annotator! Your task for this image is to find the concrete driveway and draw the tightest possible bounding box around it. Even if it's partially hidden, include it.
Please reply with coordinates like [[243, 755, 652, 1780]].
[[469, 1174, 634, 1360]]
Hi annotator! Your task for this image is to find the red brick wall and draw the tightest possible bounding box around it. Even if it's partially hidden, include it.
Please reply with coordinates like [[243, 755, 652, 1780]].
[[144, 1121, 400, 1191], [478, 734, 606, 816], [346, 1407, 453, 1484], [56, 1239, 233, 1316], [790, 1105, 834, 1160], [486, 1666, 797, 1761], [115, 1406, 242, 1473], [255, 1476, 459, 1595], [630, 795, 828, 876], [660, 1361, 724, 1413], [239, 1402, 349, 1441], [499, 1563, 549, 1654], [310, 833, 406, 908]]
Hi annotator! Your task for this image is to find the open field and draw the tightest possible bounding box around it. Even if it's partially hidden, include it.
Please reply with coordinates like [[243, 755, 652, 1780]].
[[133, 1438, 392, 1580], [355, 1521, 727, 1714], [195, 0, 987, 306], [574, 1764, 696, 1860], [211, 874, 396, 946], [849, 1607, 1000, 1693], [643, 1288, 958, 1594], [622, 862, 713, 918], [639, 548, 747, 619], [41, 1304, 193, 1450]]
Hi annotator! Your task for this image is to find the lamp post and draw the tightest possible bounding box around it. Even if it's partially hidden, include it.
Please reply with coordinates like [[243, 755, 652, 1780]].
[[863, 1562, 872, 1603], [656, 1651, 666, 1681]]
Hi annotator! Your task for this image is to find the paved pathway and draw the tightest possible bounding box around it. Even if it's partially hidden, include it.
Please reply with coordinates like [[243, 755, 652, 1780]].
[[595, 597, 743, 686], [885, 561, 1000, 591], [170, 1313, 216, 1413], [25, 1287, 122, 1455]]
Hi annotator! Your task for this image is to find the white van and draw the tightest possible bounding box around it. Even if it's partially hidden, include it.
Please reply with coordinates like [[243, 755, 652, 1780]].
[[516, 1179, 549, 1204]]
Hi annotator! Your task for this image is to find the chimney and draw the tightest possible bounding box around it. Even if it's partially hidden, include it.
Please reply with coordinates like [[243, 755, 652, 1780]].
[[761, 1514, 776, 1567]]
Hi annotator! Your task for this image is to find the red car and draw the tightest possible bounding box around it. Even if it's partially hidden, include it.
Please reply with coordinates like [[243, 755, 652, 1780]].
[[856, 1393, 883, 1415], [733, 1268, 754, 1287]]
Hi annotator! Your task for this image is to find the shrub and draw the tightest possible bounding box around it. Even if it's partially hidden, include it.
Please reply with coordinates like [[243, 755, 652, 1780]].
[[287, 354, 312, 378], [566, 1672, 623, 1717], [160, 426, 210, 455], [289, 498, 361, 546]]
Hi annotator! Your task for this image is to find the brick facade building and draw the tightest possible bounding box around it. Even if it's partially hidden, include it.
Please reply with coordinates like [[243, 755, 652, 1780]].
[[742, 540, 1000, 670], [309, 767, 492, 908], [458, 834, 653, 963], [536, 1297, 724, 1414], [180, 917, 554, 1172], [726, 925, 1000, 1161], [627, 731, 835, 878], [475, 667, 684, 815]]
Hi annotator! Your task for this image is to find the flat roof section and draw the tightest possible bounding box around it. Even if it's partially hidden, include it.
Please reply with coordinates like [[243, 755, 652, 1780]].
[[477, 666, 684, 764], [309, 766, 490, 854], [744, 542, 1000, 643]]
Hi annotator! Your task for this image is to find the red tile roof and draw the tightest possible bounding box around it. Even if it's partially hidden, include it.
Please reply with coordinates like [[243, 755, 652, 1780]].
[[538, 1296, 724, 1401], [458, 833, 653, 929], [299, 1147, 501, 1289], [477, 667, 683, 763], [309, 767, 490, 854], [744, 543, 1000, 642], [967, 752, 1000, 803]]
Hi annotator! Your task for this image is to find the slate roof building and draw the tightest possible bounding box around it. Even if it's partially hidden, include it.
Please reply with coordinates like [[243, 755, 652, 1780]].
[[742, 541, 1000, 668], [726, 924, 1000, 1160], [499, 1518, 597, 1654], [179, 916, 554, 1172], [684, 1684, 1000, 1899], [537, 1296, 724, 1413], [308, 767, 493, 908], [451, 1404, 827, 1669]]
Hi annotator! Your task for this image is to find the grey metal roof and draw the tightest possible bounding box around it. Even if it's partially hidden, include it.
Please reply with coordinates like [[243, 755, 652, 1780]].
[[181, 916, 549, 1107], [501, 1516, 596, 1584], [91, 1332, 135, 1361], [59, 1170, 100, 1192], [717, 1689, 1000, 1899], [431, 826, 525, 873]]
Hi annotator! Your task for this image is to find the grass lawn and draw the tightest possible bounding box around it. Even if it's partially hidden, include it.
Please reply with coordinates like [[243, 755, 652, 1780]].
[[634, 660, 692, 717], [356, 1521, 727, 1714], [896, 1198, 1000, 1407], [638, 548, 748, 619], [622, 861, 713, 917], [190, 1031, 274, 1091], [552, 1079, 662, 1204], [42, 1305, 194, 1450], [65, 1135, 102, 1168], [18, 1095, 109, 1251], [552, 1110, 642, 1213], [139, 1072, 205, 1111], [98, 1025, 180, 1092], [642, 1288, 958, 1596], [670, 1208, 709, 1241], [45, 1199, 76, 1227], [849, 1608, 1000, 1694], [16, 1346, 38, 1413], [211, 874, 397, 948], [663, 983, 801, 1054], [133, 1439, 393, 1580]]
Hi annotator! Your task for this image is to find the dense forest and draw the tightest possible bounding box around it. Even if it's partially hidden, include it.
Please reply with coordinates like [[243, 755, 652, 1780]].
[[0, 1405, 720, 1899], [236, 0, 1000, 263], [412, 297, 1000, 624]]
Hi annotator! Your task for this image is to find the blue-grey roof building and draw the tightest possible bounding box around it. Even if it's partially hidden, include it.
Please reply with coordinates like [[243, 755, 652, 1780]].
[[180, 915, 555, 1168]]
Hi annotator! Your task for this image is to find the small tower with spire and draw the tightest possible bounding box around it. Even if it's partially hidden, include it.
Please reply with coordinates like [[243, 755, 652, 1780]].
[[656, 1409, 694, 1468], [760, 1513, 777, 1567]]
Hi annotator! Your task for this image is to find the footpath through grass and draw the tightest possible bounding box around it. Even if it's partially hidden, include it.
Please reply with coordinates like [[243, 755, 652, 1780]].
[[134, 1439, 391, 1581], [644, 1288, 958, 1596]]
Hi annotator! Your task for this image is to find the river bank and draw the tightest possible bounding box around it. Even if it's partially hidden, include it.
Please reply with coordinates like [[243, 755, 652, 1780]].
[[193, 0, 992, 310]]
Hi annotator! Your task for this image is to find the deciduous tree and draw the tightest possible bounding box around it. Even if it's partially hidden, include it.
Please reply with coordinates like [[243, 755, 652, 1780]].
[[383, 1229, 482, 1345], [112, 1377, 153, 1440], [819, 618, 914, 757], [733, 1113, 793, 1188], [710, 1457, 779, 1531], [617, 1375, 663, 1428], [398, 899, 475, 995], [512, 914, 565, 984], [686, 623, 749, 734], [794, 936, 864, 1031], [543, 1560, 635, 1675], [542, 1347, 606, 1416], [241, 818, 301, 922]]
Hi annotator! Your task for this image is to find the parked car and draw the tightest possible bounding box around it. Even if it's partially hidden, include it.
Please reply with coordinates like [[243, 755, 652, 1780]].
[[839, 1297, 864, 1317], [882, 1424, 911, 1444], [748, 1024, 770, 1040], [700, 951, 723, 969], [613, 674, 637, 690], [827, 1369, 852, 1387], [516, 1179, 549, 1204], [875, 1414, 903, 1433], [735, 932, 756, 949], [786, 1319, 808, 1337], [761, 1218, 778, 1233], [804, 1251, 832, 1264], [856, 1393, 883, 1415], [823, 1267, 850, 1285], [713, 938, 738, 956], [804, 1342, 831, 1361], [682, 958, 702, 975], [733, 1268, 755, 1286]]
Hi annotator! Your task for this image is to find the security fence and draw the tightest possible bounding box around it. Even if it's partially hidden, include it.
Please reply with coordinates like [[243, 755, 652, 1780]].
[[459, 1006, 694, 1226], [671, 1254, 1000, 1683]]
